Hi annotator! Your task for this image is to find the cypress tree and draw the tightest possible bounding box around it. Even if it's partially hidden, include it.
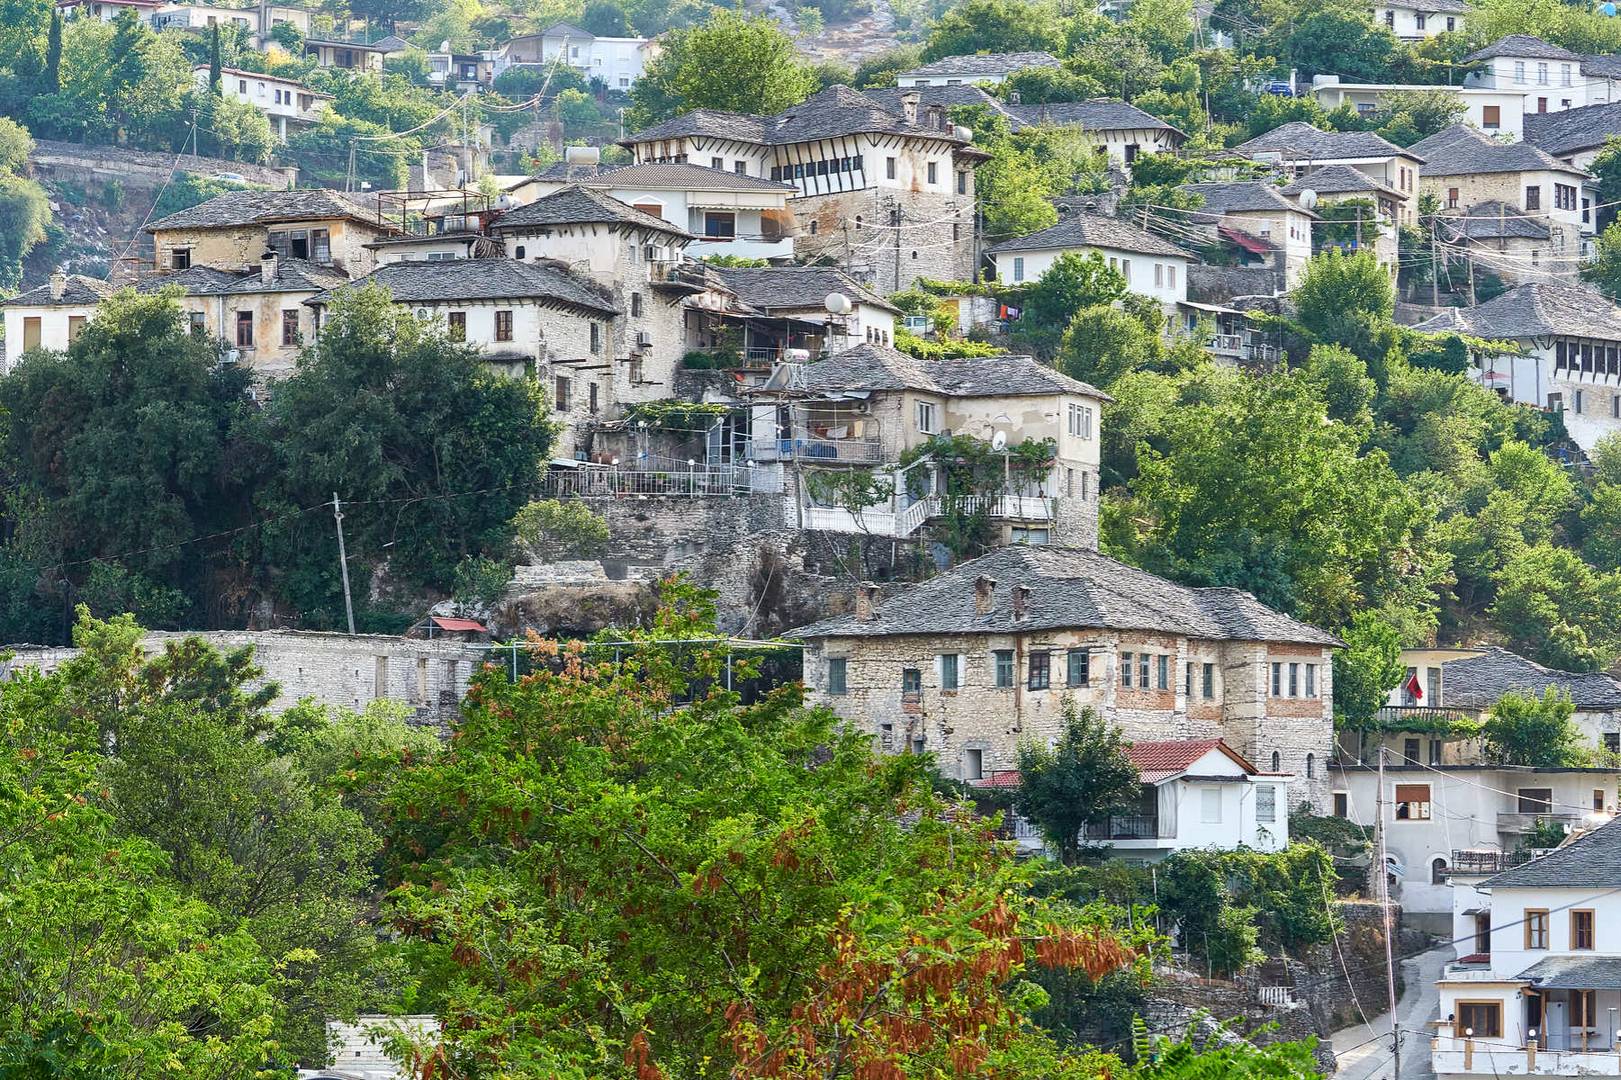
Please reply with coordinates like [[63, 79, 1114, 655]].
[[43, 9, 62, 95], [208, 24, 222, 94]]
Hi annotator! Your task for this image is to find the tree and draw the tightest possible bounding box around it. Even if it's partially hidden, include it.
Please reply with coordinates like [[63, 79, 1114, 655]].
[[921, 0, 1061, 61], [626, 10, 818, 129], [1302, 344, 1377, 426], [382, 582, 1143, 1076], [1284, 5, 1397, 81], [511, 498, 611, 559], [0, 124, 48, 292], [1481, 688, 1588, 767], [256, 285, 552, 622], [1293, 248, 1402, 378], [1013, 703, 1142, 866], [207, 22, 221, 93], [1490, 543, 1621, 671], [1331, 609, 1406, 726], [1583, 221, 1621, 301], [42, 7, 60, 94], [999, 65, 1105, 104], [1012, 250, 1126, 357], [580, 0, 632, 35]]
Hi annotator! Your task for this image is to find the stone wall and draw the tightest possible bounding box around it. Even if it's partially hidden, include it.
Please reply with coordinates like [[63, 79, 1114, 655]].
[[794, 186, 976, 294], [28, 140, 298, 193], [2, 629, 489, 726], [1187, 264, 1284, 306]]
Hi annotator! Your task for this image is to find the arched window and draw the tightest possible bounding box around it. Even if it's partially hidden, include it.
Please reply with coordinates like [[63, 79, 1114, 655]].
[[1306, 753, 1316, 779], [1432, 857, 1449, 885], [1270, 751, 1280, 771]]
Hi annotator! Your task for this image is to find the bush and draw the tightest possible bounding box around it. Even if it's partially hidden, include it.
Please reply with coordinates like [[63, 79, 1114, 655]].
[[511, 499, 610, 560], [452, 555, 513, 607]]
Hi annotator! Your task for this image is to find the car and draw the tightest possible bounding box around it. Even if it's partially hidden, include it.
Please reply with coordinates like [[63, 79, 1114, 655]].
[[214, 172, 249, 184]]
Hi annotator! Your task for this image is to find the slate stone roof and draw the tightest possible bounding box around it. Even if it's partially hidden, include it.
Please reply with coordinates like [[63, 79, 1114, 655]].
[[985, 212, 1188, 258], [1279, 164, 1404, 199], [491, 185, 691, 237], [1003, 98, 1186, 138], [898, 51, 1061, 79], [790, 343, 1110, 400], [146, 189, 387, 232], [1408, 123, 1585, 177], [1411, 281, 1621, 340], [1232, 122, 1420, 163], [1517, 955, 1621, 990], [540, 21, 593, 39], [1182, 181, 1315, 219], [305, 258, 618, 315], [1, 275, 118, 308], [1582, 54, 1621, 80], [788, 544, 1342, 645], [624, 85, 970, 148], [371, 34, 412, 52], [1482, 817, 1621, 889], [1437, 200, 1550, 241], [138, 258, 351, 296], [579, 161, 795, 192], [867, 84, 1011, 119], [1524, 101, 1621, 157], [1440, 645, 1621, 710], [1464, 34, 1581, 63], [708, 265, 901, 313]]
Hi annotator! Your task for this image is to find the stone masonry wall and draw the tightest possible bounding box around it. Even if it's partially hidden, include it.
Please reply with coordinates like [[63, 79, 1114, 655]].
[[794, 186, 975, 294]]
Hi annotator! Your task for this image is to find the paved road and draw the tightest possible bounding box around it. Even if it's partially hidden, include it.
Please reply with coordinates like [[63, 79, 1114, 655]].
[[1328, 944, 1453, 1080]]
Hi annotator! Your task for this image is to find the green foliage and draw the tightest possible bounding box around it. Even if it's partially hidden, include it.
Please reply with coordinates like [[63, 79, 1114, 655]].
[[1332, 610, 1407, 727], [511, 498, 611, 559], [962, 109, 1111, 243], [1490, 543, 1621, 671], [152, 171, 265, 220], [999, 65, 1106, 104], [0, 171, 49, 293], [804, 465, 896, 511], [1583, 220, 1621, 302], [1013, 703, 1141, 866], [1481, 688, 1588, 766], [1008, 250, 1126, 359], [1057, 302, 1204, 388], [920, 0, 1060, 60], [894, 329, 1006, 359], [1293, 249, 1401, 376], [627, 10, 818, 129], [1288, 806, 1372, 862], [1523, 816, 1568, 850], [451, 554, 513, 606]]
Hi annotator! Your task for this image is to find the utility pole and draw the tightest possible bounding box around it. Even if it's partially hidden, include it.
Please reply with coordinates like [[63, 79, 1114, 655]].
[[331, 493, 356, 635], [1375, 745, 1401, 1079], [1431, 221, 1440, 307]]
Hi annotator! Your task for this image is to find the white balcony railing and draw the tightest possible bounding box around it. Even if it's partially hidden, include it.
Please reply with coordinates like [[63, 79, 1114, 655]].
[[799, 494, 1056, 538]]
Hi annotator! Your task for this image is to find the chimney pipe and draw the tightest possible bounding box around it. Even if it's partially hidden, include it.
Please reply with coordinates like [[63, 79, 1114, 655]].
[[974, 575, 997, 616], [901, 89, 920, 125], [261, 250, 277, 285], [48, 271, 66, 301], [1012, 584, 1031, 621], [854, 582, 880, 621]]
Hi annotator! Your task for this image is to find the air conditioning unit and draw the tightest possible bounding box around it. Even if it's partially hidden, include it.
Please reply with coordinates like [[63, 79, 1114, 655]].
[[636, 330, 654, 348]]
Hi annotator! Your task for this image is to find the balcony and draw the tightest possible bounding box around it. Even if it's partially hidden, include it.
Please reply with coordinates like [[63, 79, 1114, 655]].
[[1450, 848, 1529, 875], [539, 464, 762, 498], [784, 436, 886, 463], [1085, 814, 1161, 840], [1372, 705, 1479, 729], [1497, 811, 1585, 835]]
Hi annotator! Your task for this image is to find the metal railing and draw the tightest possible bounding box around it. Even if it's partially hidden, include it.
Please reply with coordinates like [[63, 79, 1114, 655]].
[[1085, 814, 1159, 840], [540, 467, 756, 498], [787, 437, 886, 463], [1450, 848, 1529, 874], [1208, 333, 1244, 354], [1374, 705, 1478, 727]]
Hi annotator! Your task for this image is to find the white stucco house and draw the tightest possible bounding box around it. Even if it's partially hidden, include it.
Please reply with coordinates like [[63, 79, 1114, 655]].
[[986, 212, 1190, 308], [1370, 0, 1467, 39], [494, 22, 655, 91], [0, 272, 115, 371], [894, 51, 1061, 88], [194, 66, 331, 141]]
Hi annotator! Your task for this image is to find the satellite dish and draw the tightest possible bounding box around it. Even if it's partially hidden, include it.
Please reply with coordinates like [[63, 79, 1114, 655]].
[[1297, 189, 1319, 210], [991, 430, 1007, 452], [440, 39, 451, 51], [824, 292, 852, 315]]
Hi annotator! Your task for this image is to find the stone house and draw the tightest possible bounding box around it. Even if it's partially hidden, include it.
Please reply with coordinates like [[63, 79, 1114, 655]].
[[1278, 163, 1409, 275], [1233, 123, 1423, 228], [1, 273, 115, 370], [1412, 281, 1621, 452], [620, 85, 984, 292], [145, 189, 401, 279], [703, 265, 899, 360], [1183, 181, 1319, 289], [894, 51, 1061, 88], [195, 65, 331, 142], [789, 544, 1341, 806], [304, 258, 620, 455], [996, 98, 1188, 167], [985, 212, 1191, 309]]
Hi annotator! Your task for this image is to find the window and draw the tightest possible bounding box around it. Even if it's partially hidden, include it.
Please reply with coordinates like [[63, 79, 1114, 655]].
[[188, 311, 205, 336], [494, 310, 513, 342], [1270, 662, 1282, 696], [885, 157, 896, 180], [630, 292, 642, 317], [1538, 61, 1549, 85], [1167, 265, 1176, 289], [1306, 663, 1317, 697], [1028, 651, 1050, 690], [590, 322, 601, 354], [1067, 403, 1093, 439], [1457, 1002, 1502, 1039], [734, 160, 746, 174], [1403, 737, 1420, 764], [1394, 783, 1431, 821], [1257, 785, 1276, 824], [1138, 653, 1149, 687], [927, 161, 937, 185], [1515, 60, 1527, 83], [1598, 788, 1609, 811], [1383, 9, 1393, 25], [1202, 662, 1215, 699], [1067, 649, 1089, 687], [1306, 753, 1314, 779], [902, 667, 921, 700], [1526, 185, 1541, 210], [963, 748, 984, 780], [1446, 15, 1455, 29], [957, 171, 967, 195], [1012, 256, 1025, 283], [1517, 788, 1553, 814], [553, 376, 571, 411], [238, 78, 247, 92], [1576, 388, 1585, 414], [1430, 739, 1442, 765], [1482, 105, 1501, 130], [1415, 12, 1425, 28], [1186, 661, 1194, 697], [1609, 732, 1621, 755], [1121, 259, 1132, 285], [1525, 908, 1550, 949], [710, 156, 723, 169], [514, 245, 526, 260], [281, 309, 299, 346], [1431, 857, 1448, 884], [1333, 791, 1349, 817], [169, 247, 191, 270], [1271, 750, 1281, 771], [1120, 652, 1133, 688], [1447, 186, 1459, 208], [915, 400, 938, 434], [1201, 787, 1223, 823], [1573, 908, 1596, 950], [939, 652, 959, 691], [993, 650, 1014, 688], [827, 656, 847, 694], [703, 212, 736, 238], [1288, 662, 1299, 697], [588, 383, 598, 413], [234, 310, 253, 348], [446, 310, 466, 342], [1155, 263, 1163, 288], [1556, 183, 1578, 211], [1156, 654, 1169, 690]]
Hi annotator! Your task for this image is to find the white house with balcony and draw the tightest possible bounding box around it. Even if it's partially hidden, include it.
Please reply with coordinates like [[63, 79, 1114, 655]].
[[973, 738, 1292, 859], [194, 66, 331, 141], [986, 212, 1190, 308], [494, 23, 655, 91], [1434, 820, 1621, 1079], [1332, 645, 1621, 926]]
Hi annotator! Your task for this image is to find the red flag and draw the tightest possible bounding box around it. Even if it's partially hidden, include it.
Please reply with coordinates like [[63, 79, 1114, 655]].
[[1405, 671, 1424, 701]]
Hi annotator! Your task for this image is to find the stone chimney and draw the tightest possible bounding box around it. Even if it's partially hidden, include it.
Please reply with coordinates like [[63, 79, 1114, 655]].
[[974, 575, 997, 615], [901, 89, 921, 125], [854, 582, 880, 621], [260, 250, 278, 286], [1012, 585, 1031, 622], [48, 271, 66, 301], [926, 103, 945, 130]]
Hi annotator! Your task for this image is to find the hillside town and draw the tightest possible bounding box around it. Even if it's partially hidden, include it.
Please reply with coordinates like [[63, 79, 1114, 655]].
[[13, 0, 1621, 1075]]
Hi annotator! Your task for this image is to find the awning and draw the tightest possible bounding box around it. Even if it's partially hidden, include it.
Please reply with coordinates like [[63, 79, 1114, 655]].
[[431, 616, 487, 633], [1518, 956, 1621, 989], [1179, 299, 1245, 316], [1219, 223, 1274, 256]]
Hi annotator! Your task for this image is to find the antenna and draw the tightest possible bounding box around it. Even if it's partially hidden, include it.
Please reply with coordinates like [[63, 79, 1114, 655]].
[[1297, 188, 1319, 210], [991, 430, 1007, 452]]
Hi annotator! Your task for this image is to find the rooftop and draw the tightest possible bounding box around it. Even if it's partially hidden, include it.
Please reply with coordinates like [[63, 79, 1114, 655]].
[[305, 257, 618, 315], [985, 211, 1188, 258], [1408, 123, 1584, 177], [576, 161, 796, 193], [971, 739, 1264, 789], [139, 258, 350, 296], [1441, 645, 1621, 710], [1, 274, 118, 308], [492, 185, 691, 237], [897, 51, 1062, 78], [788, 545, 1342, 646], [1279, 164, 1405, 199], [1482, 817, 1621, 889], [708, 265, 900, 314], [1437, 199, 1550, 241], [146, 188, 388, 232], [1412, 281, 1621, 340], [1523, 100, 1621, 157], [624, 84, 972, 149], [1232, 122, 1421, 163], [1463, 34, 1582, 63], [785, 343, 1109, 400], [1003, 98, 1186, 137], [1181, 181, 1315, 220]]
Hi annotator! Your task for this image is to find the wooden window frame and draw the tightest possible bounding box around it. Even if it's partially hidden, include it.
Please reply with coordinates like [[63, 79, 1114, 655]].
[[1524, 908, 1550, 950], [1572, 908, 1596, 950], [1456, 1000, 1503, 1039]]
